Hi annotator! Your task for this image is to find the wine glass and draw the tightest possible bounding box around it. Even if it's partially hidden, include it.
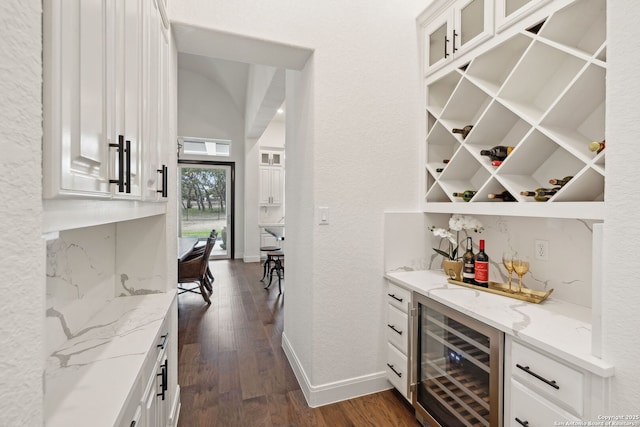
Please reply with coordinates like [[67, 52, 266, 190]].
[[512, 255, 530, 293], [502, 251, 515, 292]]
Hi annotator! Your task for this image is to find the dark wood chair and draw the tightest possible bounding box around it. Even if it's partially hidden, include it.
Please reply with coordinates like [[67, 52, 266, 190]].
[[183, 229, 217, 292], [178, 235, 215, 304]]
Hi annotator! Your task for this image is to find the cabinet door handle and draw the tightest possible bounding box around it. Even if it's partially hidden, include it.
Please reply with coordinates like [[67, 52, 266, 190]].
[[444, 35, 450, 58], [386, 363, 402, 378], [387, 324, 403, 335], [157, 165, 168, 197], [157, 358, 168, 400], [109, 135, 125, 192], [516, 364, 559, 389], [515, 417, 529, 426], [125, 139, 131, 193], [387, 293, 403, 303], [130, 422, 136, 427], [453, 29, 458, 53]]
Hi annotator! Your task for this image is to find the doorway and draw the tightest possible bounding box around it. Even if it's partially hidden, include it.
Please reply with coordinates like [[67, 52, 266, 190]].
[[178, 161, 235, 259]]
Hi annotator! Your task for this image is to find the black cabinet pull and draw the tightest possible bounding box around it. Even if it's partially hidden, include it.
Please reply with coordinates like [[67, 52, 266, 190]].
[[516, 364, 559, 389], [157, 358, 168, 400], [387, 324, 403, 335], [125, 139, 131, 193], [386, 363, 402, 378], [157, 333, 168, 349], [453, 30, 458, 53], [387, 293, 403, 303], [515, 417, 529, 426], [109, 135, 125, 192], [130, 421, 136, 427], [444, 35, 449, 58], [157, 164, 168, 197]]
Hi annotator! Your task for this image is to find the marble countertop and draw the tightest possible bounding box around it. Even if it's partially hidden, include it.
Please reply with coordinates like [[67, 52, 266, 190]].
[[258, 223, 285, 227], [45, 291, 176, 427], [385, 269, 614, 377]]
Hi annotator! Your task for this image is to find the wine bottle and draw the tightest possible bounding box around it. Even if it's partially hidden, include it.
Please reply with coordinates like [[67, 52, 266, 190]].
[[462, 237, 475, 284], [520, 187, 559, 202], [436, 168, 444, 173], [480, 145, 514, 161], [491, 160, 503, 167], [452, 125, 473, 139], [442, 159, 450, 164], [474, 239, 489, 288], [548, 176, 573, 186], [589, 140, 605, 154], [452, 190, 476, 202], [487, 191, 516, 202]]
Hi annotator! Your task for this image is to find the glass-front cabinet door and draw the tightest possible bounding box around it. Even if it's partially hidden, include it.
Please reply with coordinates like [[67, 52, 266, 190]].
[[424, 14, 453, 72], [496, 0, 550, 31], [412, 294, 503, 427]]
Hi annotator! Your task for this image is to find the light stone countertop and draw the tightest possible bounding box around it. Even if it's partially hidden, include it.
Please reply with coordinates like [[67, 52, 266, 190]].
[[45, 291, 176, 427], [384, 269, 614, 377]]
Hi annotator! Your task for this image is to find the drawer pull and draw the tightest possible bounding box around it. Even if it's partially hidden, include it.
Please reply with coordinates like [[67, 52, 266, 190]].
[[386, 363, 402, 378], [387, 324, 403, 335], [387, 293, 403, 303], [516, 364, 559, 389], [157, 333, 168, 349], [515, 417, 529, 426]]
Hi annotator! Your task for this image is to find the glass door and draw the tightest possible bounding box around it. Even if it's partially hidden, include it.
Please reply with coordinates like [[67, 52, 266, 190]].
[[179, 164, 233, 259]]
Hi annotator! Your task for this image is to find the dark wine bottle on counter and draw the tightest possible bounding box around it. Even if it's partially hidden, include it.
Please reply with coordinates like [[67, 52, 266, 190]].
[[452, 190, 476, 202], [548, 176, 573, 186], [474, 239, 489, 288], [462, 237, 475, 284], [520, 187, 559, 202], [589, 140, 605, 154], [487, 191, 516, 201], [480, 145, 514, 161], [452, 125, 473, 139]]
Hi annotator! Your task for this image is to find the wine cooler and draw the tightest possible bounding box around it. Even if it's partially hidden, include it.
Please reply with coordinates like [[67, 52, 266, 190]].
[[411, 295, 503, 427]]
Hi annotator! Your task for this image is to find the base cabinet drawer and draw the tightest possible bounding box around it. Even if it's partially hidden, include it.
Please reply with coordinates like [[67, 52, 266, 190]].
[[386, 343, 409, 399], [510, 340, 584, 416], [386, 281, 411, 313], [508, 379, 579, 426], [386, 304, 409, 354]]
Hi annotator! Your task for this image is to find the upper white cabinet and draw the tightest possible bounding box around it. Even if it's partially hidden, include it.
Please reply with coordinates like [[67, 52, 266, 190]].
[[259, 166, 284, 206], [43, 0, 170, 201], [496, 0, 551, 31], [260, 150, 283, 166], [422, 0, 606, 219], [421, 0, 494, 74]]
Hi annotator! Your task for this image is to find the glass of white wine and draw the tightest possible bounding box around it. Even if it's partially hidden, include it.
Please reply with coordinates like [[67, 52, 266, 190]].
[[502, 251, 515, 292], [512, 255, 530, 294]]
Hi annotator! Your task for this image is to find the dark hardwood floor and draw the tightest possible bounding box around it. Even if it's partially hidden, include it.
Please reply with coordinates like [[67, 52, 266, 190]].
[[177, 259, 419, 427]]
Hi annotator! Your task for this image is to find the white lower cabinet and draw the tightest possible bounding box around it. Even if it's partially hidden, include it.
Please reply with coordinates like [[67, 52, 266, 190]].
[[384, 281, 412, 401]]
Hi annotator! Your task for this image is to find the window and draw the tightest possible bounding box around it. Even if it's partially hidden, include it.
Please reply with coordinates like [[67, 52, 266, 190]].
[[179, 137, 231, 157]]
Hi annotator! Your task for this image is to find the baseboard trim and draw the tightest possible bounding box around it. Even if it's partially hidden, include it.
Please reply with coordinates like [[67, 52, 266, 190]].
[[281, 332, 392, 408], [243, 255, 260, 263]]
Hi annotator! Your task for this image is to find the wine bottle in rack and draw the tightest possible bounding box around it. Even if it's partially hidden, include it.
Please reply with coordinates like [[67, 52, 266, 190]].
[[491, 160, 503, 167], [442, 159, 450, 164], [487, 191, 516, 201], [452, 190, 477, 202], [520, 187, 559, 202], [474, 239, 489, 288], [452, 125, 473, 139], [462, 237, 475, 284], [480, 145, 514, 161], [589, 140, 605, 154], [436, 168, 444, 173], [548, 176, 573, 186]]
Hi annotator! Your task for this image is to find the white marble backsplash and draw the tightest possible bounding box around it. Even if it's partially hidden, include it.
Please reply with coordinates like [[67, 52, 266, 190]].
[[384, 212, 599, 308]]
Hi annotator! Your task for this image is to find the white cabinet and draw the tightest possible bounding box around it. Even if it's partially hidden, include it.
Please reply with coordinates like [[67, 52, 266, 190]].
[[259, 166, 283, 205], [420, 0, 493, 74], [384, 281, 412, 401], [43, 0, 114, 198], [422, 0, 606, 219], [43, 0, 171, 201], [496, 0, 551, 31], [260, 150, 283, 166], [505, 336, 607, 424]]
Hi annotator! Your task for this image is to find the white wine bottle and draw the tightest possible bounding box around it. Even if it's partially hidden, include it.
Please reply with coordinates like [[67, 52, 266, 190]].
[[588, 140, 605, 154], [487, 191, 516, 202], [520, 187, 559, 202], [548, 176, 573, 186], [452, 190, 476, 202], [462, 237, 475, 284], [452, 125, 473, 139]]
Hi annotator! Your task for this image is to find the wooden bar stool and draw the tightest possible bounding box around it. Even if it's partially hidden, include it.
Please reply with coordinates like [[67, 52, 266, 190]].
[[264, 250, 284, 294], [260, 245, 280, 281]]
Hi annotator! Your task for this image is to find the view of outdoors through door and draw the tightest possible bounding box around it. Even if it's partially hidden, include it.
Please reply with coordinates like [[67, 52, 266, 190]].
[[179, 164, 232, 259]]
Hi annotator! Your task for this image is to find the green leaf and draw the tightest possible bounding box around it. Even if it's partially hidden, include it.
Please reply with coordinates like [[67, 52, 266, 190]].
[[432, 248, 452, 259]]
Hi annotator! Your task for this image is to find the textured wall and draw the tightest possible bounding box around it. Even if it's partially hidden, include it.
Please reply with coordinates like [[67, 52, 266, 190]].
[[0, 1, 44, 425], [604, 0, 640, 412]]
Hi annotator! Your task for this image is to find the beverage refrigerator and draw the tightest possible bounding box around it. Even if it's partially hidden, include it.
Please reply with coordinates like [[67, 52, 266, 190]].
[[411, 294, 503, 427]]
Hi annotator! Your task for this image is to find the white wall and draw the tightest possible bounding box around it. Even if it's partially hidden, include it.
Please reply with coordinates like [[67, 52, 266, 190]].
[[0, 1, 44, 425], [604, 0, 640, 411], [177, 68, 246, 258], [171, 0, 425, 405]]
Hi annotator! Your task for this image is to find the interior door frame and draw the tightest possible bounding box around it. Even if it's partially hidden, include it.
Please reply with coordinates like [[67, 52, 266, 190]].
[[178, 159, 235, 259]]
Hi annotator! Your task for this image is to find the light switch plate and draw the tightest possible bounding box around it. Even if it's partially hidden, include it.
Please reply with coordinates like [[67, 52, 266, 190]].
[[319, 207, 330, 225]]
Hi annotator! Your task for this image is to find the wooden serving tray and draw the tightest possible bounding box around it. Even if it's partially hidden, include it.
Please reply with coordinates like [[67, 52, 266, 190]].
[[447, 279, 553, 304]]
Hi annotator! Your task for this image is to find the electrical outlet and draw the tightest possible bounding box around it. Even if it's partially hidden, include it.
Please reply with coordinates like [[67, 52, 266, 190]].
[[535, 239, 549, 261]]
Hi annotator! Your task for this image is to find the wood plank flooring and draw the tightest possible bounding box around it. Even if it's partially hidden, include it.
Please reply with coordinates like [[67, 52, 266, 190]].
[[177, 259, 419, 427]]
